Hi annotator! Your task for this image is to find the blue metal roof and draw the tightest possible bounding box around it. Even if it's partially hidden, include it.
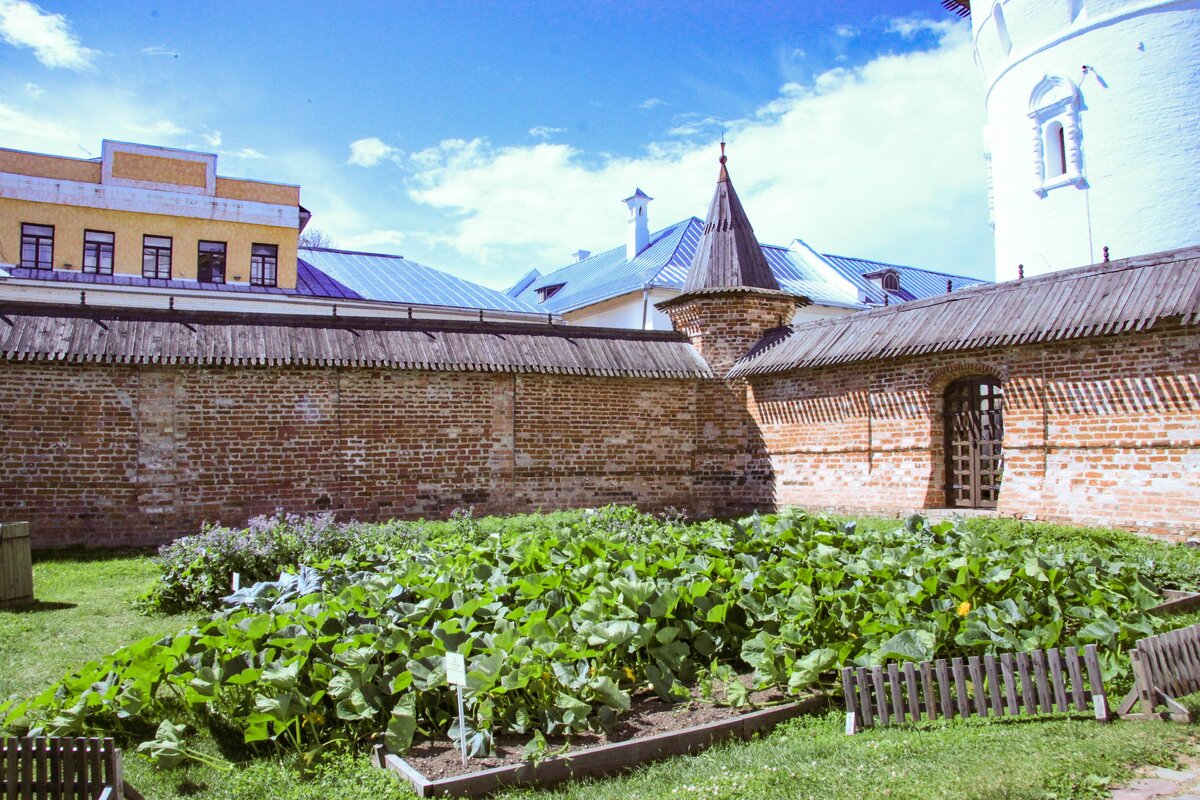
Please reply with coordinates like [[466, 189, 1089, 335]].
[[515, 218, 702, 313], [296, 247, 544, 314], [2, 250, 546, 316], [823, 253, 989, 306], [518, 220, 990, 314], [2, 266, 291, 294]]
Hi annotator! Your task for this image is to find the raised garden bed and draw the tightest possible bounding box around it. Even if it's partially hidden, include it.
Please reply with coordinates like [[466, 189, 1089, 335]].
[[373, 693, 827, 798], [1150, 589, 1200, 616]]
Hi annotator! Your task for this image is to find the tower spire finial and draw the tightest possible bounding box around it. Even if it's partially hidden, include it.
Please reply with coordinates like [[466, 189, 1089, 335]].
[[719, 136, 727, 165]]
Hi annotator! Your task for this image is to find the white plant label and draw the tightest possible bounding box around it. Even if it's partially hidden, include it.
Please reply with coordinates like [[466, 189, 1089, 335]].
[[845, 712, 856, 735], [446, 652, 467, 687]]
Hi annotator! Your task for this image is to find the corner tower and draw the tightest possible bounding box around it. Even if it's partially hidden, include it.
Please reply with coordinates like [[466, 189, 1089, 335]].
[[973, 0, 1200, 280], [657, 144, 806, 375]]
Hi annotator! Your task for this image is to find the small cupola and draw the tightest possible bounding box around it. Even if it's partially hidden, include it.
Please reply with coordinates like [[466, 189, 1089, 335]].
[[622, 188, 653, 261]]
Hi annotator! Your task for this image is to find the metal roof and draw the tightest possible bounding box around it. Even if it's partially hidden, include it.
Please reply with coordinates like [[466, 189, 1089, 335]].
[[516, 218, 861, 313], [681, 156, 780, 294], [823, 252, 989, 305], [516, 218, 703, 313], [728, 246, 1200, 378], [2, 266, 292, 295], [0, 303, 712, 378], [297, 247, 542, 314], [517, 226, 990, 317], [2, 250, 548, 317]]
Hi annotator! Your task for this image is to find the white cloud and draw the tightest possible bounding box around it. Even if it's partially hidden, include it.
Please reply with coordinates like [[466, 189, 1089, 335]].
[[834, 24, 859, 38], [888, 16, 956, 40], [141, 44, 179, 57], [23, 81, 41, 97], [0, 0, 95, 69], [200, 130, 222, 147], [347, 136, 400, 167], [224, 147, 265, 159], [791, 48, 806, 59], [639, 97, 667, 110], [340, 229, 407, 252], [667, 114, 725, 138], [131, 118, 187, 138], [405, 21, 993, 283], [528, 125, 565, 139]]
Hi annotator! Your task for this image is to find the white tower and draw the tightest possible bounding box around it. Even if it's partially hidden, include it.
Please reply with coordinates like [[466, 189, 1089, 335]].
[[975, 0, 1200, 281], [623, 188, 652, 260]]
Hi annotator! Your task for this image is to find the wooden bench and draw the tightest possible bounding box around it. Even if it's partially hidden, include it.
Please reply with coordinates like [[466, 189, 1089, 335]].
[[1, 737, 125, 800], [841, 644, 1109, 733], [1118, 622, 1200, 722]]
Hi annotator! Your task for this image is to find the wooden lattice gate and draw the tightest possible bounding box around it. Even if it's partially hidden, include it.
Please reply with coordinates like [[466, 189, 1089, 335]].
[[944, 376, 1004, 508]]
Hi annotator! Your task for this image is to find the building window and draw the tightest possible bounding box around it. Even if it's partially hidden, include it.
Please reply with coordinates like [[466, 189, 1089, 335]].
[[536, 283, 565, 303], [881, 272, 900, 292], [197, 240, 226, 284], [20, 223, 54, 270], [250, 243, 278, 287], [82, 230, 115, 275], [143, 235, 172, 279], [1028, 74, 1084, 195]]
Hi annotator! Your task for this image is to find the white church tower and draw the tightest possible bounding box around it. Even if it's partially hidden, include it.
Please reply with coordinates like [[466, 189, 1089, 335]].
[[973, 0, 1200, 281]]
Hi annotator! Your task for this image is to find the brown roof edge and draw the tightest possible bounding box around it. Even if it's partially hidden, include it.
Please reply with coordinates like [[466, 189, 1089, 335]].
[[654, 287, 811, 312], [725, 244, 1200, 379], [0, 301, 694, 344]]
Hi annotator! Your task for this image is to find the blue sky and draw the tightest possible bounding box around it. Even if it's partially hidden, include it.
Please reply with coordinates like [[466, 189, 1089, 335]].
[[0, 1, 994, 287]]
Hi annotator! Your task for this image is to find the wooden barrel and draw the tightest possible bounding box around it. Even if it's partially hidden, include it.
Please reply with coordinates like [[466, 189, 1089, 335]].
[[0, 521, 33, 607]]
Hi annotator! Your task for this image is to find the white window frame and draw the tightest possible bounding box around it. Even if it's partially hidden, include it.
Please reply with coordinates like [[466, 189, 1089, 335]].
[[1028, 75, 1085, 196]]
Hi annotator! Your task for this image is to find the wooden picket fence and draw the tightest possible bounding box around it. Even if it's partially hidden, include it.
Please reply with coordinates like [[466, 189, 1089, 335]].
[[1, 736, 125, 800], [841, 645, 1109, 733], [1117, 622, 1200, 723]]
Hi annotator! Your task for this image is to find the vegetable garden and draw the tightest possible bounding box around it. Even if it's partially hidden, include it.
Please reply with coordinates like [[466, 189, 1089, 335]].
[[0, 506, 1176, 778]]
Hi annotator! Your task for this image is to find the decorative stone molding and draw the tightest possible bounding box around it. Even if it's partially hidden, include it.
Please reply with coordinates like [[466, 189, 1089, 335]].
[[1028, 75, 1086, 196]]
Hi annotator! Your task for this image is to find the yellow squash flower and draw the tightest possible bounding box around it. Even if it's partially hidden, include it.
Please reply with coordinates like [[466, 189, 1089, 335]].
[[957, 601, 972, 617]]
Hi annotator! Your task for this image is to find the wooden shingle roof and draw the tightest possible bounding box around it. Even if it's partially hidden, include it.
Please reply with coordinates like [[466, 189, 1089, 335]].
[[728, 246, 1200, 378], [679, 148, 780, 295], [0, 304, 713, 379]]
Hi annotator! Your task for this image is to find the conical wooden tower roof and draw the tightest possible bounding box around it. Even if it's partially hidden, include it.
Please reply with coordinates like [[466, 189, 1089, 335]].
[[681, 145, 781, 294]]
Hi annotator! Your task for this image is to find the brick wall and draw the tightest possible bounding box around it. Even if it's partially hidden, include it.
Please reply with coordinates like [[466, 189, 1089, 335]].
[[0, 363, 708, 548], [747, 320, 1200, 538]]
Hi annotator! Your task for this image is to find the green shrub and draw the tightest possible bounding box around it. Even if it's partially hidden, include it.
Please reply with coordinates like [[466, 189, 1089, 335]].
[[7, 509, 1165, 767]]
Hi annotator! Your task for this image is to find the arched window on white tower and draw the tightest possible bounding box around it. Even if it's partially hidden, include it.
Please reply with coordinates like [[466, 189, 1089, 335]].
[[992, 3, 1012, 57], [1046, 121, 1067, 177], [1028, 75, 1085, 196]]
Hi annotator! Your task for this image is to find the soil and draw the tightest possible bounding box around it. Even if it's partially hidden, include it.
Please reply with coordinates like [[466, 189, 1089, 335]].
[[400, 675, 788, 781]]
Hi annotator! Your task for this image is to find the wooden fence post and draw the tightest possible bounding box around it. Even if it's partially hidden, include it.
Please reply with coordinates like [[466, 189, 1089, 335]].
[[0, 522, 34, 607]]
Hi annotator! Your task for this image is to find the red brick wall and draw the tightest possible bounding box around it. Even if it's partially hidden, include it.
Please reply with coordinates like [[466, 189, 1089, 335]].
[[0, 364, 706, 548], [748, 321, 1200, 538]]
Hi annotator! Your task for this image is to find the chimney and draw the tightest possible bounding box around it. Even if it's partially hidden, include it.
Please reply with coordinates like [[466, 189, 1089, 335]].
[[571, 249, 591, 263], [622, 188, 652, 261]]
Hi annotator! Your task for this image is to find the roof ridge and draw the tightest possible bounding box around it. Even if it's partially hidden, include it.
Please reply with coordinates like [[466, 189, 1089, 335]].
[[794, 252, 1186, 333], [300, 245, 406, 260], [824, 252, 986, 282]]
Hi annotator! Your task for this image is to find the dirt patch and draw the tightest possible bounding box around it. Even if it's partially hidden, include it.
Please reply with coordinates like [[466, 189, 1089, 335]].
[[401, 677, 788, 781]]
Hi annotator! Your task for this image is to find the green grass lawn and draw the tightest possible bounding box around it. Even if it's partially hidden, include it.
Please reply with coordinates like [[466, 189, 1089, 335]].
[[0, 551, 200, 702], [5, 527, 1200, 800]]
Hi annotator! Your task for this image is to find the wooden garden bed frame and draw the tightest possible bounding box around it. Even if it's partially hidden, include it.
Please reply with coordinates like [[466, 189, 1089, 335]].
[[372, 695, 826, 798]]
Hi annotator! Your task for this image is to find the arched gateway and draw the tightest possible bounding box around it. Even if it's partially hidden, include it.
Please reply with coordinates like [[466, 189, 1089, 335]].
[[943, 376, 1004, 508]]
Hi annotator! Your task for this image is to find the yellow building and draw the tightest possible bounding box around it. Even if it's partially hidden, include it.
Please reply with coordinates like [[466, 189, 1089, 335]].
[[0, 140, 303, 289]]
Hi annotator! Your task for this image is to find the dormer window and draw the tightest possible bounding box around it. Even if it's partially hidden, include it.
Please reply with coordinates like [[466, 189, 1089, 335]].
[[536, 283, 565, 303], [1029, 75, 1085, 195], [863, 268, 901, 295]]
